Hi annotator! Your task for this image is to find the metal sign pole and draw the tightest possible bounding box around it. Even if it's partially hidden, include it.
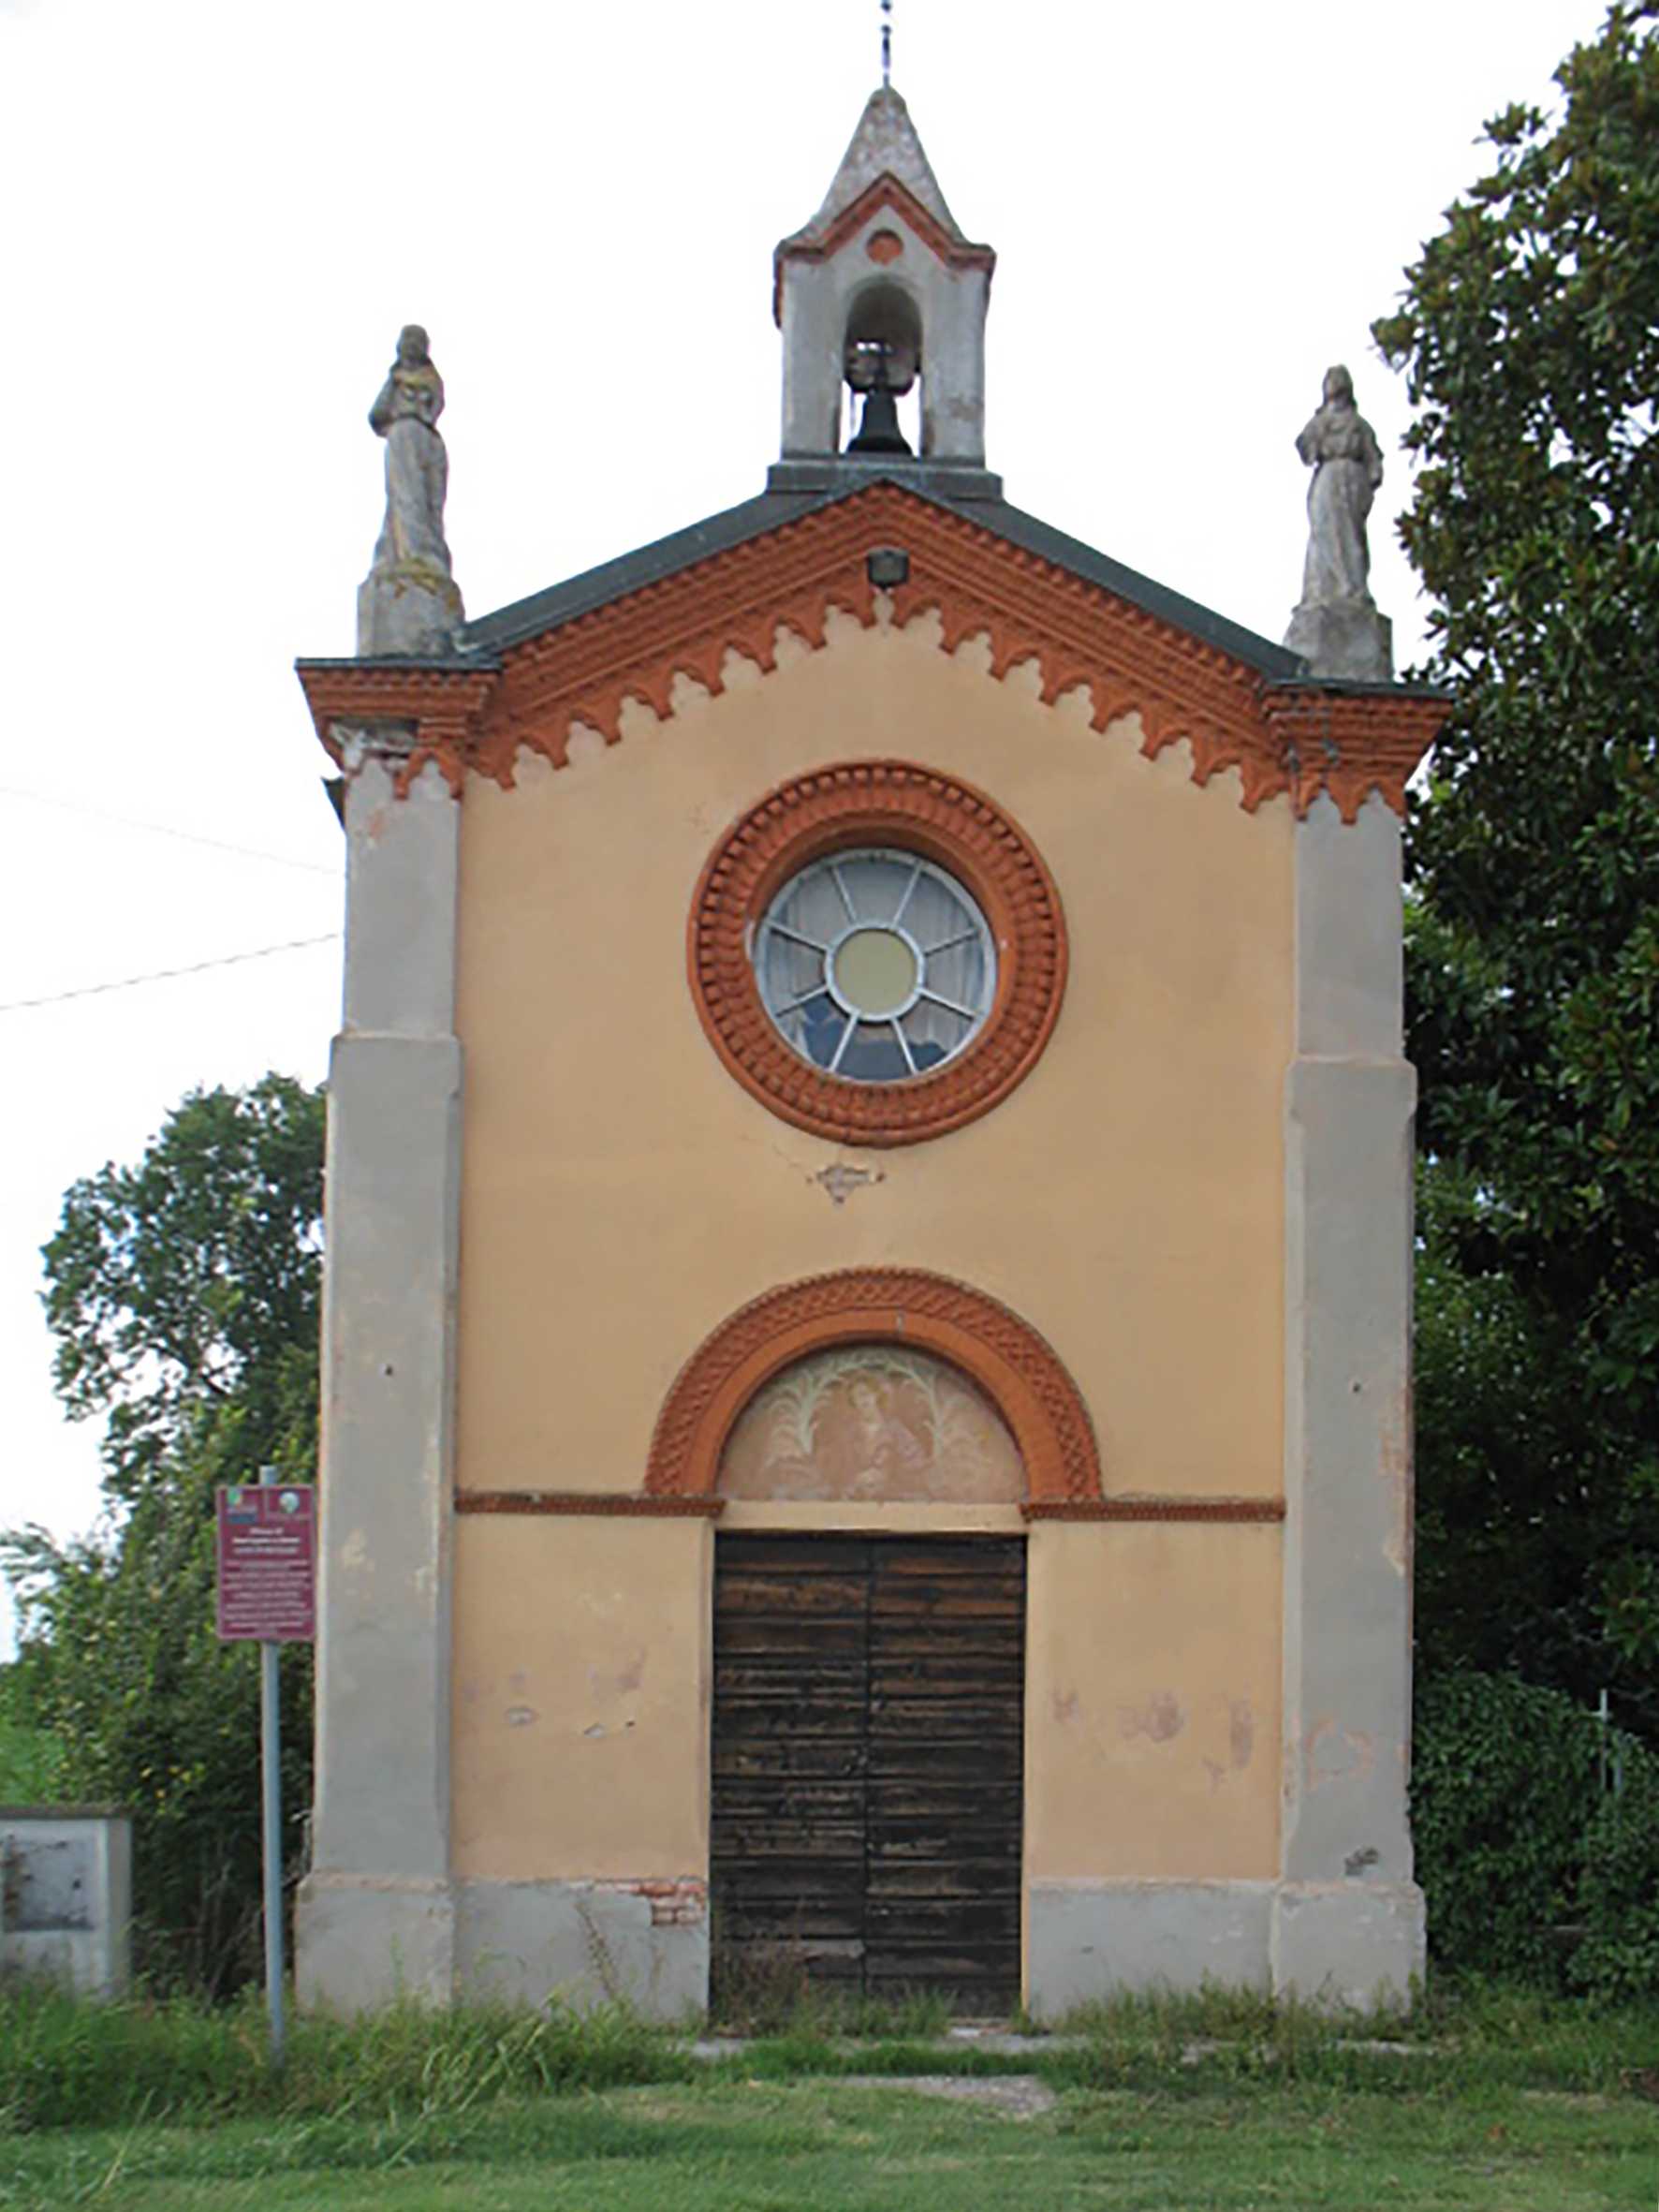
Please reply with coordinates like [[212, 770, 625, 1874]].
[[216, 1467, 314, 2064], [258, 1465, 286, 2068]]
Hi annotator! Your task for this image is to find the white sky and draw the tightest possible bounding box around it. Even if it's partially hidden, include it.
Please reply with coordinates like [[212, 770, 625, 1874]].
[[0, 0, 1607, 1656]]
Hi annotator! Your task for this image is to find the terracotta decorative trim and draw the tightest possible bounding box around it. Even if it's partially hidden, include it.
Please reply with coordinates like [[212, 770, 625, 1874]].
[[300, 487, 1448, 820], [773, 177, 996, 320], [1022, 1496, 1285, 1524], [455, 1491, 726, 1517], [1259, 688, 1445, 827], [295, 662, 500, 797], [646, 1267, 1101, 1505], [689, 760, 1066, 1147]]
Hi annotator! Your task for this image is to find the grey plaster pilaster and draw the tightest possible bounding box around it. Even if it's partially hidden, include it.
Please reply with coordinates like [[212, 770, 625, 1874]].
[[342, 759, 460, 1036], [297, 758, 462, 2012], [1275, 793, 1424, 2005]]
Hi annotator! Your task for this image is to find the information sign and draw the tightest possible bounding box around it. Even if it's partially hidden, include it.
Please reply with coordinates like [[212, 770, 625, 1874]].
[[215, 1483, 317, 1642]]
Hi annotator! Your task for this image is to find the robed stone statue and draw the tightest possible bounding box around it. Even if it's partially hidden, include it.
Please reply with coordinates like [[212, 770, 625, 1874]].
[[1284, 364, 1393, 682], [357, 325, 465, 656]]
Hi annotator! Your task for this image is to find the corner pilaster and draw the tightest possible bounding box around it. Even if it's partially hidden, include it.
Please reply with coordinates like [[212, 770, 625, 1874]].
[[297, 753, 462, 2011], [1274, 791, 1424, 2006]]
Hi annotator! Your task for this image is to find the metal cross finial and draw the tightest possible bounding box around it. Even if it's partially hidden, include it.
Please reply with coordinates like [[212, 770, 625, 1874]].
[[880, 0, 892, 87]]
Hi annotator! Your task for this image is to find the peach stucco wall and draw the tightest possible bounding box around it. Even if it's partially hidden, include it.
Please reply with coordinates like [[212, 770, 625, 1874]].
[[452, 1516, 712, 1882], [448, 607, 1294, 1878], [453, 611, 1292, 1498], [1025, 1523, 1283, 1880]]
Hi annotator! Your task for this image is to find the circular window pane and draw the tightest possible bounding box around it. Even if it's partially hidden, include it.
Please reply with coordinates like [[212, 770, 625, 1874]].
[[688, 763, 1067, 1147], [755, 848, 996, 1083]]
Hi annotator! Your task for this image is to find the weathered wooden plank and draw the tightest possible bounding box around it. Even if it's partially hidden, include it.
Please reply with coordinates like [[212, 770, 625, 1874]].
[[712, 1533, 1025, 2008]]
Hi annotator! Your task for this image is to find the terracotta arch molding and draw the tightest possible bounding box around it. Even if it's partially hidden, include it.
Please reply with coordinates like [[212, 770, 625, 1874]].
[[644, 1267, 1102, 1506], [690, 760, 1067, 1148]]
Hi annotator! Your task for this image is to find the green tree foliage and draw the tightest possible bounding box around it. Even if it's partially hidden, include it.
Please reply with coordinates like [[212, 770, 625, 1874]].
[[41, 1076, 325, 1500], [1413, 1668, 1659, 1997], [5, 1077, 324, 1994], [1375, 3, 1659, 1728]]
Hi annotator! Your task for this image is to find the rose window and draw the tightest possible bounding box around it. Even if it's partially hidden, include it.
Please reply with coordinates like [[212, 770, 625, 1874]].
[[754, 849, 996, 1083]]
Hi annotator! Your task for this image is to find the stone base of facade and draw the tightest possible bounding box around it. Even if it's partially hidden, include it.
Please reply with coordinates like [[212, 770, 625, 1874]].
[[297, 1873, 1421, 2021], [1270, 1880, 1425, 2010], [1025, 1880, 1275, 2018], [296, 1874, 709, 2020], [295, 1872, 456, 2012], [1284, 597, 1393, 683], [455, 1880, 709, 2019], [1024, 1879, 1422, 2019]]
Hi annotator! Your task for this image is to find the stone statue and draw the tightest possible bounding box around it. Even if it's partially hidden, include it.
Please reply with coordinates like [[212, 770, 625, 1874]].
[[1296, 365, 1383, 605], [357, 325, 464, 656], [1284, 365, 1393, 682]]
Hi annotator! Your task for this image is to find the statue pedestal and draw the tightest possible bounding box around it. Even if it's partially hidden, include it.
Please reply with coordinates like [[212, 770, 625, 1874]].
[[358, 562, 464, 657], [1284, 598, 1393, 684]]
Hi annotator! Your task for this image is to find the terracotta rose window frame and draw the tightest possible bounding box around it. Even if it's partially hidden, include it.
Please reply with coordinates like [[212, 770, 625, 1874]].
[[645, 1267, 1104, 1508], [689, 761, 1067, 1148]]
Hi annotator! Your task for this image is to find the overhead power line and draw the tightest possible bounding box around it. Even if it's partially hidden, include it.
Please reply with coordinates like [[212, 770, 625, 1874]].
[[0, 782, 341, 877], [0, 934, 343, 1014]]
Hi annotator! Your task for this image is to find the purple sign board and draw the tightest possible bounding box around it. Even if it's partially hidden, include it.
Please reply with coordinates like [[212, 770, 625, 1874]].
[[216, 1484, 317, 1643]]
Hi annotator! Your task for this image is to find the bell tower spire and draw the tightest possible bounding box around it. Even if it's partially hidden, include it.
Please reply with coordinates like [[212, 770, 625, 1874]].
[[770, 85, 999, 498]]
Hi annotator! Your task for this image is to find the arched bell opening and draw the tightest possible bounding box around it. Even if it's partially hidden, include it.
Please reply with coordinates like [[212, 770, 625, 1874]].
[[842, 280, 924, 458]]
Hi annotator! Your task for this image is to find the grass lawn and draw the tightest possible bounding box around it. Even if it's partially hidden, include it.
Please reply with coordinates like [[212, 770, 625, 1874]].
[[3, 1981, 1657, 2211], [2, 2072, 1656, 2212]]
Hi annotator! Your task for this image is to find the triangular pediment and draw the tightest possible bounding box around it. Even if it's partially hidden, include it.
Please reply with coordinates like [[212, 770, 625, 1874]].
[[298, 481, 1445, 821]]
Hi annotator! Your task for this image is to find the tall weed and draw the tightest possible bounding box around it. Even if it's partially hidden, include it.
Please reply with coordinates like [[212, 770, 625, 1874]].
[[0, 1983, 677, 2133]]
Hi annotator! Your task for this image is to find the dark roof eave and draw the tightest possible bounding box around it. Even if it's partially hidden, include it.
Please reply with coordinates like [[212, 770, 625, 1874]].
[[295, 651, 505, 675], [460, 488, 835, 655], [1265, 672, 1452, 701], [960, 494, 1305, 679], [448, 471, 1373, 687]]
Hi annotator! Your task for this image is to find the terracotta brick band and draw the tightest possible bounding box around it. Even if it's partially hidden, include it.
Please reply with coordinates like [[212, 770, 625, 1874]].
[[455, 1492, 726, 1517], [1022, 1497, 1285, 1523]]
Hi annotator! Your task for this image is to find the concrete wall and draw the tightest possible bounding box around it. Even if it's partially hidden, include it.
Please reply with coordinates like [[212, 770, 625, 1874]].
[[0, 1810, 131, 1997]]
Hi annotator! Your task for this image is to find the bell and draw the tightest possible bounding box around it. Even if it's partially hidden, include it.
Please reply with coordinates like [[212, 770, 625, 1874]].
[[847, 385, 912, 455]]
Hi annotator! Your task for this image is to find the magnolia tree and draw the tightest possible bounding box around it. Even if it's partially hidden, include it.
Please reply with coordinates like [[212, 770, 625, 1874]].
[[1376, 3, 1659, 1728]]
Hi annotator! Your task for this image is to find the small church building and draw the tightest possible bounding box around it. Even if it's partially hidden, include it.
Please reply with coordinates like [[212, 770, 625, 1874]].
[[294, 85, 1445, 2019]]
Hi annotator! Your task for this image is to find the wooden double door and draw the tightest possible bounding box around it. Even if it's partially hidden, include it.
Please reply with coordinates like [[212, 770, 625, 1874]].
[[711, 1533, 1026, 2009]]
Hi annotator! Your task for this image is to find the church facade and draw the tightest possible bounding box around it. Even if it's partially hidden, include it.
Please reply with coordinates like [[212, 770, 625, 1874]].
[[295, 88, 1444, 2019]]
